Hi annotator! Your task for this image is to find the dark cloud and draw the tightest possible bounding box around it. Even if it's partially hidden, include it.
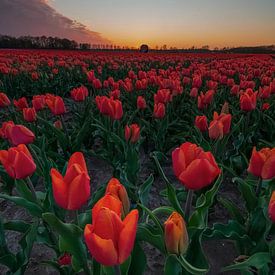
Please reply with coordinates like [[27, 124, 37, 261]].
[[0, 0, 110, 44]]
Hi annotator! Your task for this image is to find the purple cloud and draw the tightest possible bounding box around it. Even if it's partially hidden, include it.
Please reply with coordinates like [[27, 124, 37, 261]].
[[0, 0, 110, 44]]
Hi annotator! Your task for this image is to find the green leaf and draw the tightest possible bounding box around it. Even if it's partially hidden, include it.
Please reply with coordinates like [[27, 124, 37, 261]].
[[178, 255, 208, 274], [15, 179, 35, 203], [222, 252, 271, 272], [233, 177, 257, 212], [42, 213, 89, 274], [128, 242, 147, 275], [164, 255, 182, 275], [138, 174, 154, 206], [189, 173, 223, 228], [0, 194, 43, 217]]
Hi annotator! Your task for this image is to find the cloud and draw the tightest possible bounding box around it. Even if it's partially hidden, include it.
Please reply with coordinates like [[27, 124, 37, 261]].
[[0, 0, 110, 44]]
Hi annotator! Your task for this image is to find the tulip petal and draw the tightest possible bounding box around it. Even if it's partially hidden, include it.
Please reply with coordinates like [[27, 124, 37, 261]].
[[67, 152, 88, 173], [262, 154, 275, 180]]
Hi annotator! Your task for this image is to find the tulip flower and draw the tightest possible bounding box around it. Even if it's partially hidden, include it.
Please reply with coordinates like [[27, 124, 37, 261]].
[[208, 112, 232, 140], [0, 121, 15, 139], [46, 95, 66, 115], [71, 86, 89, 102], [32, 95, 46, 111], [95, 96, 123, 120], [164, 212, 189, 255], [0, 144, 36, 179], [84, 207, 138, 266], [153, 103, 165, 119], [50, 152, 90, 210], [54, 120, 63, 129], [125, 124, 140, 143], [240, 89, 257, 111], [58, 253, 72, 266], [23, 107, 37, 122], [268, 191, 275, 223], [195, 115, 208, 132], [247, 147, 275, 180], [0, 92, 11, 107], [137, 96, 146, 109], [105, 178, 130, 218], [172, 142, 221, 190], [13, 97, 28, 110], [198, 90, 214, 109], [3, 124, 35, 146], [262, 103, 270, 111]]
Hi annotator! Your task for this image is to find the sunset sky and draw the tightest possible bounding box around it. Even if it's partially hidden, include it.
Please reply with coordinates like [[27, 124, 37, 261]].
[[1, 0, 275, 48]]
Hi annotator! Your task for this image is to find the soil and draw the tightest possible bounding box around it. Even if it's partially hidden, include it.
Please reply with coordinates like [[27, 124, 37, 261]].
[[0, 151, 242, 275]]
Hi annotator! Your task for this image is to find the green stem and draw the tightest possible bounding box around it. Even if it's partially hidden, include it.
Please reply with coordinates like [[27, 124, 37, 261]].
[[255, 178, 263, 197], [184, 189, 194, 220], [26, 177, 37, 200], [73, 210, 79, 226], [114, 265, 121, 275]]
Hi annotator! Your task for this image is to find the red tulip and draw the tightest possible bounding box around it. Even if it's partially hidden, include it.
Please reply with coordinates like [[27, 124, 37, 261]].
[[164, 212, 189, 255], [268, 191, 275, 223], [137, 96, 146, 109], [262, 103, 270, 111], [195, 115, 208, 132], [240, 89, 257, 111], [0, 121, 15, 139], [23, 108, 37, 122], [32, 95, 46, 111], [7, 124, 35, 146], [46, 95, 66, 115], [54, 120, 63, 129], [71, 86, 89, 102], [0, 92, 11, 107], [95, 96, 123, 120], [247, 147, 275, 180], [58, 253, 72, 266], [125, 124, 140, 143], [84, 207, 138, 266], [198, 90, 214, 109], [208, 112, 232, 139], [50, 152, 90, 210], [172, 142, 221, 190], [14, 97, 28, 111], [0, 144, 36, 179], [154, 89, 171, 104], [153, 103, 165, 119]]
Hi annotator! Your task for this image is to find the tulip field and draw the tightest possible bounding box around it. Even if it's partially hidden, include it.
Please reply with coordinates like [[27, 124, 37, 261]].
[[0, 49, 275, 274]]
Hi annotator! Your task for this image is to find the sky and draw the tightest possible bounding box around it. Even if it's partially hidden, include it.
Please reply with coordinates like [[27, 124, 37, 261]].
[[1, 0, 275, 48]]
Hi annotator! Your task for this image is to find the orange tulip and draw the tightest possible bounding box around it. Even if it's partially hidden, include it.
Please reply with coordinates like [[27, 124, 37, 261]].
[[50, 152, 90, 210], [84, 208, 138, 266], [0, 144, 36, 179], [164, 212, 189, 255], [268, 191, 275, 223], [172, 142, 221, 190], [105, 178, 130, 218], [247, 147, 275, 180]]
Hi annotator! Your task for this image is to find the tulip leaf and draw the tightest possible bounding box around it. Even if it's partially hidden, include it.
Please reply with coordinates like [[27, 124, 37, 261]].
[[129, 242, 147, 275], [0, 193, 43, 217], [164, 255, 182, 275], [233, 177, 257, 212], [15, 179, 36, 203], [222, 252, 271, 273], [42, 213, 89, 274], [3, 220, 30, 233], [138, 174, 154, 206], [189, 173, 223, 228]]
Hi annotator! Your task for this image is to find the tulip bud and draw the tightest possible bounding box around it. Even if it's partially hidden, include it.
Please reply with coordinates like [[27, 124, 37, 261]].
[[137, 96, 146, 109], [58, 253, 71, 266], [195, 115, 208, 132], [23, 108, 37, 122], [164, 212, 189, 255], [0, 92, 11, 108], [105, 178, 130, 217], [125, 124, 140, 143]]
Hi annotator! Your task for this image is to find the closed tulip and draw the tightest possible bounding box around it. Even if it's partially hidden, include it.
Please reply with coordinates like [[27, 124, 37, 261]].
[[50, 152, 90, 210], [71, 86, 89, 102], [240, 89, 257, 111], [95, 96, 123, 120], [23, 108, 37, 122], [0, 92, 11, 107], [153, 103, 165, 118], [0, 121, 15, 139], [195, 115, 208, 132], [208, 112, 232, 139], [137, 96, 146, 109], [172, 142, 221, 190], [46, 95, 66, 115], [14, 97, 28, 111], [125, 124, 140, 143], [0, 144, 36, 179], [247, 147, 275, 180], [164, 212, 189, 255], [84, 207, 138, 266], [7, 124, 35, 146], [105, 178, 130, 218], [32, 95, 45, 111], [268, 191, 275, 223]]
